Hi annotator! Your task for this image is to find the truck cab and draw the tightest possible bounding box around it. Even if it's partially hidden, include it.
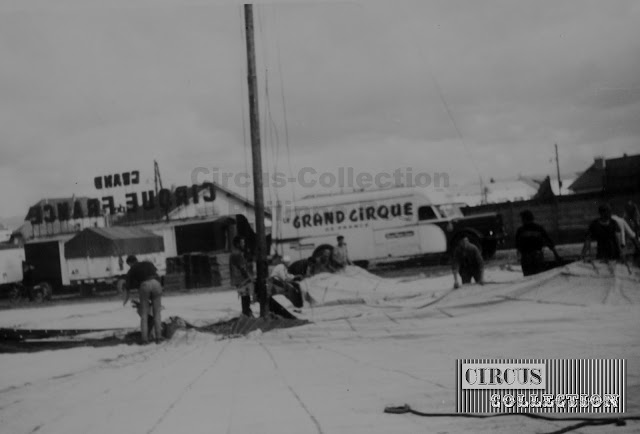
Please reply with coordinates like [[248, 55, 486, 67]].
[[415, 202, 505, 259]]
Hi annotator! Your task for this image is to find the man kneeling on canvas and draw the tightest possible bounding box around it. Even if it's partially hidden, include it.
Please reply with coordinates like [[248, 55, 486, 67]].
[[123, 255, 163, 344], [269, 256, 303, 308], [452, 236, 485, 289]]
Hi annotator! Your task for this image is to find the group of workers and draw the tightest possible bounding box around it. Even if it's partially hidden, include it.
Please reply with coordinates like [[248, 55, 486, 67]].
[[229, 234, 353, 317], [120, 233, 354, 343], [451, 201, 640, 289], [122, 200, 639, 344]]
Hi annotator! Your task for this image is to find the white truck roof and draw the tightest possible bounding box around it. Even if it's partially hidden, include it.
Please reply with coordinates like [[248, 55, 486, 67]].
[[293, 187, 453, 209]]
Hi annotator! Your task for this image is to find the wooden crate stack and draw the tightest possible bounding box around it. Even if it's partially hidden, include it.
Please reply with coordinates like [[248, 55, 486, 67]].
[[164, 257, 185, 292], [163, 272, 185, 292], [211, 252, 232, 290]]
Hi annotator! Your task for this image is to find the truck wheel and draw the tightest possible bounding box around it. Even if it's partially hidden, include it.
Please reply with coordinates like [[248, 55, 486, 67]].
[[353, 260, 369, 270], [37, 282, 53, 301], [32, 288, 45, 303], [481, 241, 498, 260], [9, 285, 22, 304]]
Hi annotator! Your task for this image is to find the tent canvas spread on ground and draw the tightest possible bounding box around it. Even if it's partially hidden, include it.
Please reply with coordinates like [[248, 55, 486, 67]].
[[0, 260, 639, 433]]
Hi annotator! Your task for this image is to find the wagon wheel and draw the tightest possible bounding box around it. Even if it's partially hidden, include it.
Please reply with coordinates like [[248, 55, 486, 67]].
[[40, 282, 53, 301], [31, 289, 44, 303], [9, 285, 22, 304], [30, 282, 52, 303]]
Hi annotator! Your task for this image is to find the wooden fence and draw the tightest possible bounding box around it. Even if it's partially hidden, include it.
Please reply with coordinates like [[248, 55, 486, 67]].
[[463, 190, 640, 249]]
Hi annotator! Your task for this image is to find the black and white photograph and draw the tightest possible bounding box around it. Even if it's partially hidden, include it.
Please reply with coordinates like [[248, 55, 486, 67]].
[[0, 0, 639, 433]]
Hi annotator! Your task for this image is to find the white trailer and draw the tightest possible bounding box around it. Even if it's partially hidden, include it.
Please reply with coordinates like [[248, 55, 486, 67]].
[[64, 227, 166, 294], [0, 245, 25, 288]]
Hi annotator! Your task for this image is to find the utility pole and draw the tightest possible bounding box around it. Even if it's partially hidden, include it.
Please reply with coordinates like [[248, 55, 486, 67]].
[[244, 4, 269, 317], [154, 160, 169, 221], [154, 160, 163, 197], [554, 144, 562, 196]]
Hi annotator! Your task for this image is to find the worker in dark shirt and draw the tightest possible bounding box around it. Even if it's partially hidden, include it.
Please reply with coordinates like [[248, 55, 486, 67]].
[[230, 236, 254, 316], [582, 204, 622, 261], [124, 255, 163, 344], [288, 257, 312, 278], [452, 236, 484, 289], [314, 247, 337, 274], [22, 261, 35, 287], [515, 210, 562, 276]]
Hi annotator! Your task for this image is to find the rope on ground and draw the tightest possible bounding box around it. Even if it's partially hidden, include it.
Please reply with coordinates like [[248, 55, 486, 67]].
[[383, 404, 639, 434]]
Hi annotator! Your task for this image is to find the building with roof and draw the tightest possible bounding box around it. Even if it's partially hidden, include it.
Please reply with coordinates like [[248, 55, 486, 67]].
[[447, 177, 540, 206], [569, 154, 640, 194], [166, 182, 271, 227], [139, 215, 236, 257], [109, 182, 270, 232], [0, 224, 11, 243], [13, 182, 266, 242], [13, 197, 106, 243]]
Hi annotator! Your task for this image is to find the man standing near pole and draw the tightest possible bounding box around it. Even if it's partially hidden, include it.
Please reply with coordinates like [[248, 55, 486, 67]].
[[230, 236, 254, 317]]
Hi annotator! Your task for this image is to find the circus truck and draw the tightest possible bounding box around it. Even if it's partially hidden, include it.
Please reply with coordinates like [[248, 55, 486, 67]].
[[273, 187, 505, 268]]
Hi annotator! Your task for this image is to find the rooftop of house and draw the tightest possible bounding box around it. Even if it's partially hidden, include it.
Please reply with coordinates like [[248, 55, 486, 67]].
[[569, 153, 640, 193]]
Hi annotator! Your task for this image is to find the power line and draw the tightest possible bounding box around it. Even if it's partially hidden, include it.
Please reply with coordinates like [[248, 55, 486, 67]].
[[272, 6, 297, 205], [404, 16, 485, 191], [256, 7, 275, 209]]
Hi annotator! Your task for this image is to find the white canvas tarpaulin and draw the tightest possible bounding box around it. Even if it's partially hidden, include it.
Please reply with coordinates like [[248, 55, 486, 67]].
[[0, 261, 638, 434]]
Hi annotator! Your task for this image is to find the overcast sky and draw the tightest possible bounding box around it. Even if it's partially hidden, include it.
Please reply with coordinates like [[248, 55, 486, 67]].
[[1, 0, 639, 218]]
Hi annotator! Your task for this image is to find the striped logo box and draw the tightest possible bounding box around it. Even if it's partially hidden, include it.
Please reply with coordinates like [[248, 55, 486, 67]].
[[456, 359, 626, 413]]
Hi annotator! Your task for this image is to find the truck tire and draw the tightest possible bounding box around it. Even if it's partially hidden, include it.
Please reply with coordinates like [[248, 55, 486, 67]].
[[32, 288, 45, 303], [9, 285, 22, 304], [353, 260, 369, 270], [481, 240, 498, 260], [38, 282, 53, 301]]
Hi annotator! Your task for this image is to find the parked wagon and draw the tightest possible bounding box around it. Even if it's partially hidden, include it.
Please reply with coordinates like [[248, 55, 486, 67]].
[[64, 227, 166, 296]]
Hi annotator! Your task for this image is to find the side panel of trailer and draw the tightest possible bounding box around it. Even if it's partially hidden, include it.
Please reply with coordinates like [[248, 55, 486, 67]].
[[57, 240, 70, 286], [67, 251, 166, 282], [0, 247, 25, 285]]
